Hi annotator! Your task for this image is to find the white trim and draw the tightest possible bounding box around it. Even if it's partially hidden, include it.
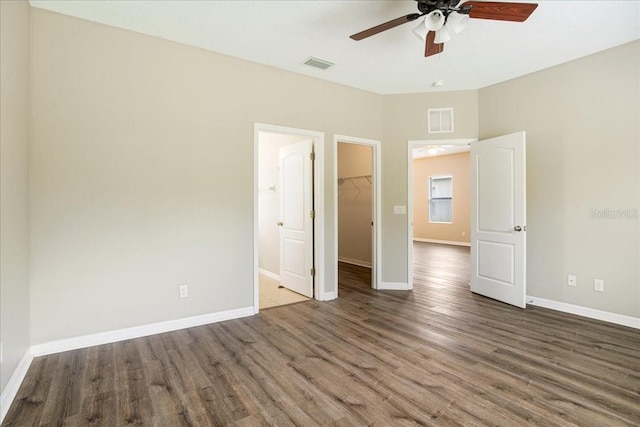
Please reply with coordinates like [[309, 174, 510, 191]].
[[334, 135, 382, 293], [254, 123, 326, 311], [254, 127, 260, 314], [259, 268, 280, 281], [320, 291, 337, 301], [338, 257, 372, 269], [413, 238, 471, 247], [333, 138, 338, 297], [31, 306, 254, 357], [315, 133, 326, 301], [527, 296, 640, 329], [0, 350, 33, 424], [380, 282, 410, 290], [407, 138, 476, 290]]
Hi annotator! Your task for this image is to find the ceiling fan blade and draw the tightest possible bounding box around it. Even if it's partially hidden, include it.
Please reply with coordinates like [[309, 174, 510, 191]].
[[350, 13, 421, 41], [463, 1, 538, 22], [425, 31, 444, 57]]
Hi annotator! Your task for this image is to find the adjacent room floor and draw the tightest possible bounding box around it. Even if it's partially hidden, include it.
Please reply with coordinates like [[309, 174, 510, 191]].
[[259, 273, 309, 309], [3, 243, 639, 426]]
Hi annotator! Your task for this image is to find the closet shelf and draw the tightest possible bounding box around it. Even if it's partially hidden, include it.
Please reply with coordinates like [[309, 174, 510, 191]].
[[338, 174, 372, 183]]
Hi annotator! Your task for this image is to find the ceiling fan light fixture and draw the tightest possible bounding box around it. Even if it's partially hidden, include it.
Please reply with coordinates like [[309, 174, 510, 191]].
[[447, 11, 469, 34], [412, 18, 429, 41], [434, 25, 451, 44], [424, 10, 445, 32]]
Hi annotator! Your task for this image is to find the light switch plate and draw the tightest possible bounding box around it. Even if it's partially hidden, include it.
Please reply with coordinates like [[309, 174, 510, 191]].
[[393, 205, 406, 215]]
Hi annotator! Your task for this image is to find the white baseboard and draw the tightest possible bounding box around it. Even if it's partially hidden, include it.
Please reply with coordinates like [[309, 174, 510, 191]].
[[259, 268, 280, 281], [321, 291, 337, 301], [413, 238, 471, 247], [0, 350, 33, 424], [380, 282, 410, 290], [31, 306, 255, 357], [338, 257, 372, 268], [527, 296, 640, 329]]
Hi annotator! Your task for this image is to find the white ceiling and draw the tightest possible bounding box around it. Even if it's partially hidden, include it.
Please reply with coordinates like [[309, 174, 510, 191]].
[[30, 0, 640, 95], [413, 144, 470, 159]]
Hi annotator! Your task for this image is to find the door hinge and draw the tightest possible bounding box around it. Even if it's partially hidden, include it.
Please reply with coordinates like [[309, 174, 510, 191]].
[[310, 268, 316, 277], [310, 210, 315, 219], [310, 152, 316, 161]]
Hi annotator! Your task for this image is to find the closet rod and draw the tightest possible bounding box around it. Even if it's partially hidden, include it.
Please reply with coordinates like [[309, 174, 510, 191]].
[[338, 174, 372, 181]]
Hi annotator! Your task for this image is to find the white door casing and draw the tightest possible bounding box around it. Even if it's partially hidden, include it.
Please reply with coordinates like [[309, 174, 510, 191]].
[[279, 139, 314, 298], [471, 131, 527, 308]]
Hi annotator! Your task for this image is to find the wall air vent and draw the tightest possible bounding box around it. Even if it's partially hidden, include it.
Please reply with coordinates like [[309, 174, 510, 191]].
[[303, 57, 334, 70], [428, 108, 454, 133]]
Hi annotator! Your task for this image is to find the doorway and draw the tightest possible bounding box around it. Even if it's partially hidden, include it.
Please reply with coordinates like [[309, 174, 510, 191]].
[[408, 134, 527, 307], [334, 135, 381, 295], [407, 139, 475, 290], [254, 124, 326, 313]]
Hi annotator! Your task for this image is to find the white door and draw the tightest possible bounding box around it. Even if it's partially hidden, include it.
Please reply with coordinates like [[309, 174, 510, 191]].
[[470, 132, 526, 308], [279, 139, 314, 298]]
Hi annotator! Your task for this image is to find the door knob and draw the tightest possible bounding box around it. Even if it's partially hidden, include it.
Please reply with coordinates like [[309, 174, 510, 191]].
[[514, 226, 522, 232]]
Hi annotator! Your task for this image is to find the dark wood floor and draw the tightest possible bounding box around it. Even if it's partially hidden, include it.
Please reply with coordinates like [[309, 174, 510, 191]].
[[4, 242, 640, 426]]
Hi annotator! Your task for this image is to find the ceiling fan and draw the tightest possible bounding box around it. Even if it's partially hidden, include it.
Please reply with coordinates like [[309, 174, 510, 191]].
[[417, 146, 447, 155], [350, 0, 538, 57]]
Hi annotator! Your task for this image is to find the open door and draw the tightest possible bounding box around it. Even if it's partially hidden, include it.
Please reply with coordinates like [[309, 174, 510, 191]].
[[279, 139, 314, 298], [471, 132, 526, 308]]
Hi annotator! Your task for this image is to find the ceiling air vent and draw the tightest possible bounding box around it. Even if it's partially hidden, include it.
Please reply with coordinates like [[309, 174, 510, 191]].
[[303, 57, 334, 70]]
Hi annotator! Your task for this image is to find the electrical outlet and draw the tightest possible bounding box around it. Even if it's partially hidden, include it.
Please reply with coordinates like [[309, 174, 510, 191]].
[[179, 285, 189, 298], [594, 279, 605, 292], [567, 274, 577, 287]]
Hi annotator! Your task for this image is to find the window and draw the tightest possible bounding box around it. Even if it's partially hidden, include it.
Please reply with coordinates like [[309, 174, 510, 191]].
[[429, 176, 452, 223]]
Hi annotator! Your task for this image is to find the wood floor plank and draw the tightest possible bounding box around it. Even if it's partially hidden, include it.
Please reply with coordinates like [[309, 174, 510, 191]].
[[3, 354, 59, 426], [39, 349, 88, 425], [113, 340, 154, 426], [79, 391, 116, 426], [3, 242, 639, 426], [82, 344, 116, 398]]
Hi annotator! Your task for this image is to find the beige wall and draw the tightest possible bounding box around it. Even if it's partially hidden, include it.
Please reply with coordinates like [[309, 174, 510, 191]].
[[382, 91, 479, 281], [338, 143, 372, 265], [479, 41, 640, 318], [0, 0, 31, 393], [29, 8, 383, 344], [413, 152, 470, 244], [4, 4, 636, 360], [258, 132, 308, 276]]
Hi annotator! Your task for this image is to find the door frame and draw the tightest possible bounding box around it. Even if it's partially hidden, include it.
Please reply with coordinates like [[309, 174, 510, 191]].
[[407, 138, 476, 290], [334, 135, 382, 293], [254, 123, 326, 313]]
